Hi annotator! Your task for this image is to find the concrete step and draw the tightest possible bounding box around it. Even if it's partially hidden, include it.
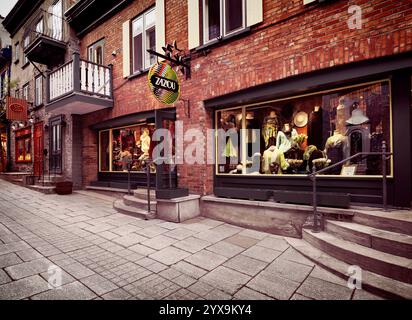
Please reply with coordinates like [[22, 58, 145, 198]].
[[286, 237, 412, 299], [353, 209, 412, 235], [86, 186, 129, 193], [34, 180, 57, 187], [302, 229, 412, 284], [123, 195, 157, 211], [326, 220, 412, 259], [113, 200, 156, 220], [26, 185, 56, 194], [133, 188, 156, 201]]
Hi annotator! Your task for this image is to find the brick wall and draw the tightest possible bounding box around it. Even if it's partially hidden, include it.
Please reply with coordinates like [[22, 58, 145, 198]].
[[79, 0, 412, 194]]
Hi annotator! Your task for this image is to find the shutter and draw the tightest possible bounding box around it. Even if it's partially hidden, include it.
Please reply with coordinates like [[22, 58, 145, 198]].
[[122, 20, 131, 78], [246, 0, 263, 27], [156, 0, 166, 56], [188, 0, 200, 50]]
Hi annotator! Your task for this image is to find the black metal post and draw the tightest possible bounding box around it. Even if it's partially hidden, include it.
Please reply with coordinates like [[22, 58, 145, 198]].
[[127, 165, 131, 196], [382, 141, 388, 211], [312, 164, 320, 233], [147, 162, 151, 213]]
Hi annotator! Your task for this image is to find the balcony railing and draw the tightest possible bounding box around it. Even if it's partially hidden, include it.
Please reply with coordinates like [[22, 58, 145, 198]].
[[47, 53, 113, 103]]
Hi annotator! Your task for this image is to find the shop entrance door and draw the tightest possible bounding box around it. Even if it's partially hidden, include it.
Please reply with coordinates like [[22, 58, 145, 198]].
[[33, 122, 44, 177]]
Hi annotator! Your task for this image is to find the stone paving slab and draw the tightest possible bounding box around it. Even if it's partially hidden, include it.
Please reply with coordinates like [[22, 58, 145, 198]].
[[31, 281, 97, 300], [0, 275, 49, 300], [0, 180, 388, 300]]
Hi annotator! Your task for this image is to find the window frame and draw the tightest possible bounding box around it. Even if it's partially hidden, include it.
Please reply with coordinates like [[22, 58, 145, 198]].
[[22, 35, 30, 66], [214, 79, 393, 178], [202, 0, 246, 44], [22, 82, 30, 102], [131, 6, 156, 75], [14, 42, 20, 64], [34, 75, 43, 107], [87, 38, 105, 65], [15, 128, 32, 163]]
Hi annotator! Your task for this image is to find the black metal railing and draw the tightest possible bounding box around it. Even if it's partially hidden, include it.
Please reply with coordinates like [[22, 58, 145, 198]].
[[309, 141, 393, 233]]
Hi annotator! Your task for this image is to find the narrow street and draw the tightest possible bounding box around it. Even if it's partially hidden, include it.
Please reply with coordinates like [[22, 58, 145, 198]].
[[0, 179, 381, 300]]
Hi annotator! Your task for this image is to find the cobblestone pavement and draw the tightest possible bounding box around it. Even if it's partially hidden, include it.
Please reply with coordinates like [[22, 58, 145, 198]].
[[0, 179, 383, 300]]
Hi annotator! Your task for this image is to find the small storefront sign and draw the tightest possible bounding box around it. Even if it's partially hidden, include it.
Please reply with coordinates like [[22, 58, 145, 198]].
[[6, 96, 28, 121], [148, 62, 180, 105]]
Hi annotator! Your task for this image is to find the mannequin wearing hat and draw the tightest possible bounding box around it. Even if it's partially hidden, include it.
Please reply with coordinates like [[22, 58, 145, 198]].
[[262, 138, 289, 174], [138, 127, 151, 161], [325, 129, 349, 174], [262, 110, 281, 148], [276, 123, 298, 154]]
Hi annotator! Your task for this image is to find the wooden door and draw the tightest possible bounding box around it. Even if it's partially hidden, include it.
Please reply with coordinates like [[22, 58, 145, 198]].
[[33, 122, 44, 177]]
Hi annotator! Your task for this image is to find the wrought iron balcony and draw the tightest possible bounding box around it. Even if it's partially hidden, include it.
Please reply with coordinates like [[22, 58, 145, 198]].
[[46, 53, 113, 115], [23, 9, 68, 67]]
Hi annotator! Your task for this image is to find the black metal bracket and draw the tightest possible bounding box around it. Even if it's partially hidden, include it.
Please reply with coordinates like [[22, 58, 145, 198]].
[[147, 45, 191, 80]]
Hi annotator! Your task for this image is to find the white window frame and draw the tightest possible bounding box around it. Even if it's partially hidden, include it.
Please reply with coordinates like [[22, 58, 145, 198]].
[[23, 83, 29, 101], [88, 39, 105, 65], [203, 0, 246, 44], [23, 36, 29, 65], [132, 7, 156, 74], [35, 75, 43, 106], [14, 42, 20, 63]]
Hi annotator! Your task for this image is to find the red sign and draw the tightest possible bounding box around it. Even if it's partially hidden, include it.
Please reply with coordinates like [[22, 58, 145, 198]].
[[6, 96, 28, 121]]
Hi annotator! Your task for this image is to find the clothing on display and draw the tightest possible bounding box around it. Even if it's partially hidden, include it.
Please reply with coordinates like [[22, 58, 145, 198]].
[[276, 127, 298, 154], [262, 111, 281, 148], [262, 145, 289, 174], [307, 106, 323, 149]]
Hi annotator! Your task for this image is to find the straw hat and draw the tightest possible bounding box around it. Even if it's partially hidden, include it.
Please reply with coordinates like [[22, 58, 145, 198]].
[[293, 111, 308, 128]]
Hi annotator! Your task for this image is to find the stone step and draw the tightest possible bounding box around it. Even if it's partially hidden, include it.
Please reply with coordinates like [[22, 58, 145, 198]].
[[123, 195, 157, 211], [133, 188, 156, 201], [326, 220, 412, 259], [26, 185, 56, 194], [113, 200, 156, 220], [286, 237, 412, 299], [302, 229, 412, 284], [353, 209, 412, 235], [34, 180, 57, 187]]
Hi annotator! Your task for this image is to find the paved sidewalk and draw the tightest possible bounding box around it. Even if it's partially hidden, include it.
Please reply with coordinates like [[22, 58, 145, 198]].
[[0, 179, 382, 300]]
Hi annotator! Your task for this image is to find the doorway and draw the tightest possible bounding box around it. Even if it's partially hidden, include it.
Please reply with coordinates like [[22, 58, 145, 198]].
[[33, 122, 44, 177]]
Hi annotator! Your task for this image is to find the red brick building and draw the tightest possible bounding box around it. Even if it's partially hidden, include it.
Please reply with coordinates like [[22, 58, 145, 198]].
[[61, 0, 411, 207]]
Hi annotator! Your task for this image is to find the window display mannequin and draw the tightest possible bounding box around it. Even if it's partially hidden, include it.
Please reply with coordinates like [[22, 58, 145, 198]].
[[325, 130, 349, 174], [276, 123, 298, 154], [262, 110, 281, 148], [138, 127, 151, 161], [262, 141, 289, 174], [335, 97, 352, 134], [220, 114, 238, 158]]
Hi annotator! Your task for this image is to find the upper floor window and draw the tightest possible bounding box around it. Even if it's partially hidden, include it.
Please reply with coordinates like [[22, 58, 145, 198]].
[[0, 72, 6, 99], [23, 83, 30, 101], [50, 0, 63, 41], [203, 0, 245, 43], [88, 39, 105, 65], [14, 42, 19, 63], [132, 7, 156, 73], [23, 36, 29, 65], [35, 75, 43, 106]]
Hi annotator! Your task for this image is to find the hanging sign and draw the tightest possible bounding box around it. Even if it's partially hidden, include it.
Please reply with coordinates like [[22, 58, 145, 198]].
[[148, 62, 180, 105], [6, 96, 28, 121]]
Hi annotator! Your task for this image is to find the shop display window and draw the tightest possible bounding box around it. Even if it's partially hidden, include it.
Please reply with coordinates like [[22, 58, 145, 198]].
[[99, 123, 155, 173], [15, 128, 32, 163], [216, 81, 392, 177]]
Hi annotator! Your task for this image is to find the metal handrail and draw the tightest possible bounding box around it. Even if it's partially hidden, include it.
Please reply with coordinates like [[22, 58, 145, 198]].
[[309, 140, 393, 233]]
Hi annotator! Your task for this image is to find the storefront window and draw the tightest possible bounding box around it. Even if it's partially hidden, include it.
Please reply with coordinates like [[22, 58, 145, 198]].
[[15, 128, 32, 163], [99, 123, 155, 172], [216, 81, 392, 177]]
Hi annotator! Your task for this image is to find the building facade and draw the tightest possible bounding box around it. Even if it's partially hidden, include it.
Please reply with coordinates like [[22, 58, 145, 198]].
[[63, 0, 412, 208], [0, 15, 12, 173], [2, 0, 412, 208]]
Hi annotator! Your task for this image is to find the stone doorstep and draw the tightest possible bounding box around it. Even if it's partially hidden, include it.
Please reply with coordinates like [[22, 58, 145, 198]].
[[26, 185, 56, 194], [201, 195, 356, 217], [286, 237, 412, 300], [302, 229, 412, 285], [156, 195, 201, 223]]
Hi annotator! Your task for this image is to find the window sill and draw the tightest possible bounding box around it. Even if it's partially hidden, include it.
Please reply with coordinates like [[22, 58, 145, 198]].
[[127, 68, 150, 80], [195, 27, 251, 53], [15, 161, 32, 164]]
